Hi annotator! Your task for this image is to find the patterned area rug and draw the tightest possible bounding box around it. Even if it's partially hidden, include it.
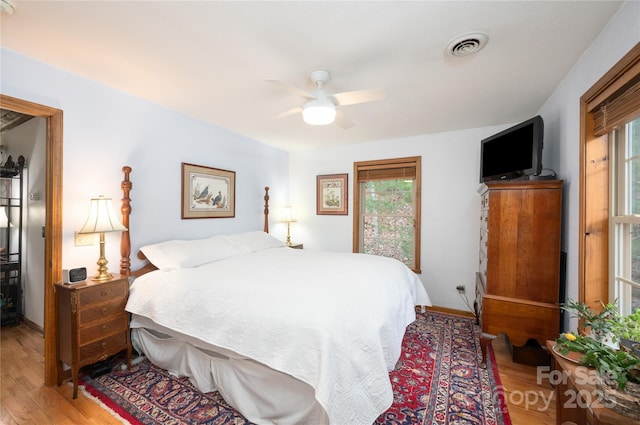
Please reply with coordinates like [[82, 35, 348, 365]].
[[80, 311, 511, 425]]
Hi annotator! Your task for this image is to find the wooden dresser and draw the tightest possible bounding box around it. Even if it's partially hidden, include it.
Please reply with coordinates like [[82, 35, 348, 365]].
[[55, 275, 131, 398], [475, 180, 563, 363]]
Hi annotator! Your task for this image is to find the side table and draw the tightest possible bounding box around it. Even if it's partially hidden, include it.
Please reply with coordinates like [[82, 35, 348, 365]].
[[547, 340, 640, 425], [56, 276, 132, 399]]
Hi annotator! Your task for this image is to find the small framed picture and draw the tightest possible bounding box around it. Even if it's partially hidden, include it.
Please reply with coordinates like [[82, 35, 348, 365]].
[[182, 162, 235, 219], [317, 173, 348, 215]]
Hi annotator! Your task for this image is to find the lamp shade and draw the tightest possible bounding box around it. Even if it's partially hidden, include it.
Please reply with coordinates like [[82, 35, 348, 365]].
[[302, 99, 336, 125], [280, 206, 297, 223], [78, 195, 127, 234]]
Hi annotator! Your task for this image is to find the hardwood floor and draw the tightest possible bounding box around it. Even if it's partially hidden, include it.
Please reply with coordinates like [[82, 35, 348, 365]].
[[1, 323, 121, 425], [1, 323, 556, 424], [492, 333, 557, 424]]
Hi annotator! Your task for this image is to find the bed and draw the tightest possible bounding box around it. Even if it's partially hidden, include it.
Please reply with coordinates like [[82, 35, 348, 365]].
[[117, 166, 432, 425]]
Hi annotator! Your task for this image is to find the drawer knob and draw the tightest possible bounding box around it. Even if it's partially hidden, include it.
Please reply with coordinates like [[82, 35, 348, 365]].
[[101, 290, 108, 297], [101, 307, 107, 315], [102, 325, 107, 332], [101, 342, 107, 349]]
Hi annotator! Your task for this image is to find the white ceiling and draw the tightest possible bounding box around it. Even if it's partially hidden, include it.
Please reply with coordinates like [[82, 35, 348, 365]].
[[0, 1, 623, 152]]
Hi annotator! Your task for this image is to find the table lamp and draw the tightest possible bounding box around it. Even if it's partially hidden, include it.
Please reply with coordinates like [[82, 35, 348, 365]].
[[78, 195, 127, 281], [280, 206, 296, 247]]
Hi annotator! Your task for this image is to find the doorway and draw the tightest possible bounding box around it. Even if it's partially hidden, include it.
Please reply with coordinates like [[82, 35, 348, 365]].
[[1, 112, 46, 330], [0, 94, 62, 387]]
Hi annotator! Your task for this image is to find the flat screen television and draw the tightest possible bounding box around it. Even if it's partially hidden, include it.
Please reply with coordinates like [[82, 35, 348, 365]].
[[479, 115, 544, 183]]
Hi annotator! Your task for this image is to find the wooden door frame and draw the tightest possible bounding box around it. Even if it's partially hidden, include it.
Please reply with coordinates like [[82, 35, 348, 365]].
[[0, 94, 63, 386]]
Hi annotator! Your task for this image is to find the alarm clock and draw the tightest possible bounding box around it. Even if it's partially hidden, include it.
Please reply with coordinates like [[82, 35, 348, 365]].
[[62, 267, 87, 284]]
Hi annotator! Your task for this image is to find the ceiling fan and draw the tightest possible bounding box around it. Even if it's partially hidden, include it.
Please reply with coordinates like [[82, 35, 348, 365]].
[[266, 69, 386, 129]]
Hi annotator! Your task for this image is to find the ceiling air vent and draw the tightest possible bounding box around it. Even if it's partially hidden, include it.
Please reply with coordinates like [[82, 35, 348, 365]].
[[446, 33, 488, 57]]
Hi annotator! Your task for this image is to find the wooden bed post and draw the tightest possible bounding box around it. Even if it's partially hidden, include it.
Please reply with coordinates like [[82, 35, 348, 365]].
[[120, 166, 132, 277], [264, 186, 270, 233]]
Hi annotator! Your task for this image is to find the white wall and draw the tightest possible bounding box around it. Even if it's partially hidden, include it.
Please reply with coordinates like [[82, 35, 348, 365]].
[[2, 48, 290, 328], [290, 125, 508, 313], [537, 0, 640, 330]]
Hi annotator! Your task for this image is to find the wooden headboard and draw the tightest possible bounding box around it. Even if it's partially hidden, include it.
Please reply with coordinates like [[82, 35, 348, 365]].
[[118, 165, 271, 278]]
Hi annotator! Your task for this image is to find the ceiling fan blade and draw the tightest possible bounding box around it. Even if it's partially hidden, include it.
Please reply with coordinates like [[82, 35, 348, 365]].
[[332, 88, 386, 106], [274, 106, 302, 120], [335, 110, 355, 129], [266, 79, 314, 100]]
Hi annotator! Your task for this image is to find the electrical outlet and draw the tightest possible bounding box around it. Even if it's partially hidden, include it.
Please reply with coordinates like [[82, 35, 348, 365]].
[[74, 231, 97, 246], [456, 285, 465, 294]]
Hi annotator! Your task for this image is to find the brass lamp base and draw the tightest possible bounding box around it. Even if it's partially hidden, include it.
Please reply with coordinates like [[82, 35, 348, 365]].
[[91, 271, 113, 282], [91, 232, 113, 281]]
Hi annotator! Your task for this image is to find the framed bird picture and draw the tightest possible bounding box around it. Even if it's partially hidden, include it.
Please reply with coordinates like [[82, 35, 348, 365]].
[[181, 162, 235, 219]]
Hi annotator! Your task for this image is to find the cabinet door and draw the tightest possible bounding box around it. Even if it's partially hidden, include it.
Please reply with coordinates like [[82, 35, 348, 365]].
[[486, 184, 562, 304]]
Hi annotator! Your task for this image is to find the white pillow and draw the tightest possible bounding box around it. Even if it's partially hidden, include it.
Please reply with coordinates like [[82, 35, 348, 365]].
[[227, 231, 285, 253], [140, 235, 243, 271]]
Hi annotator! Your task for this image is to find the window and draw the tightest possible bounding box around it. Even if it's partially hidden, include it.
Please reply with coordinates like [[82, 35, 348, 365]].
[[353, 156, 421, 273], [611, 117, 640, 315], [580, 42, 640, 316]]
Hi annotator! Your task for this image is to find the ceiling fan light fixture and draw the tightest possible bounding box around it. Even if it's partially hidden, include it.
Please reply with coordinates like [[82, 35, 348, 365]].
[[302, 99, 336, 126], [1, 0, 15, 14]]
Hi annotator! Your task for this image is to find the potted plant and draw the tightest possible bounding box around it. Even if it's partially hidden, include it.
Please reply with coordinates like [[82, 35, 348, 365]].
[[555, 333, 640, 390], [556, 301, 640, 419], [561, 299, 619, 348], [610, 308, 640, 354]]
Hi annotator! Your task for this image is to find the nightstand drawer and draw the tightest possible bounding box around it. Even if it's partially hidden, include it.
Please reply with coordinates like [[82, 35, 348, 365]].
[[79, 331, 128, 363], [78, 298, 127, 326], [79, 280, 127, 305], [79, 315, 127, 345]]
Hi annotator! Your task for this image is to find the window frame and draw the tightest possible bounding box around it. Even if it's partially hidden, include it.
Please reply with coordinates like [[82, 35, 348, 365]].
[[609, 120, 640, 315], [580, 42, 640, 313], [353, 156, 421, 273]]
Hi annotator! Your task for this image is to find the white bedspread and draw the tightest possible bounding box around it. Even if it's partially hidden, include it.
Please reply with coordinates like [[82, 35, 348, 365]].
[[126, 247, 430, 425]]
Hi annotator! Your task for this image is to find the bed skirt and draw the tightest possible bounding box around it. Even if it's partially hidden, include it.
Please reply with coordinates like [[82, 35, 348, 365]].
[[130, 322, 329, 425]]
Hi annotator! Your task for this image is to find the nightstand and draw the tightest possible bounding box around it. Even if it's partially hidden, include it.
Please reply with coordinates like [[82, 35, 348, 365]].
[[55, 275, 131, 399], [289, 243, 303, 249]]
